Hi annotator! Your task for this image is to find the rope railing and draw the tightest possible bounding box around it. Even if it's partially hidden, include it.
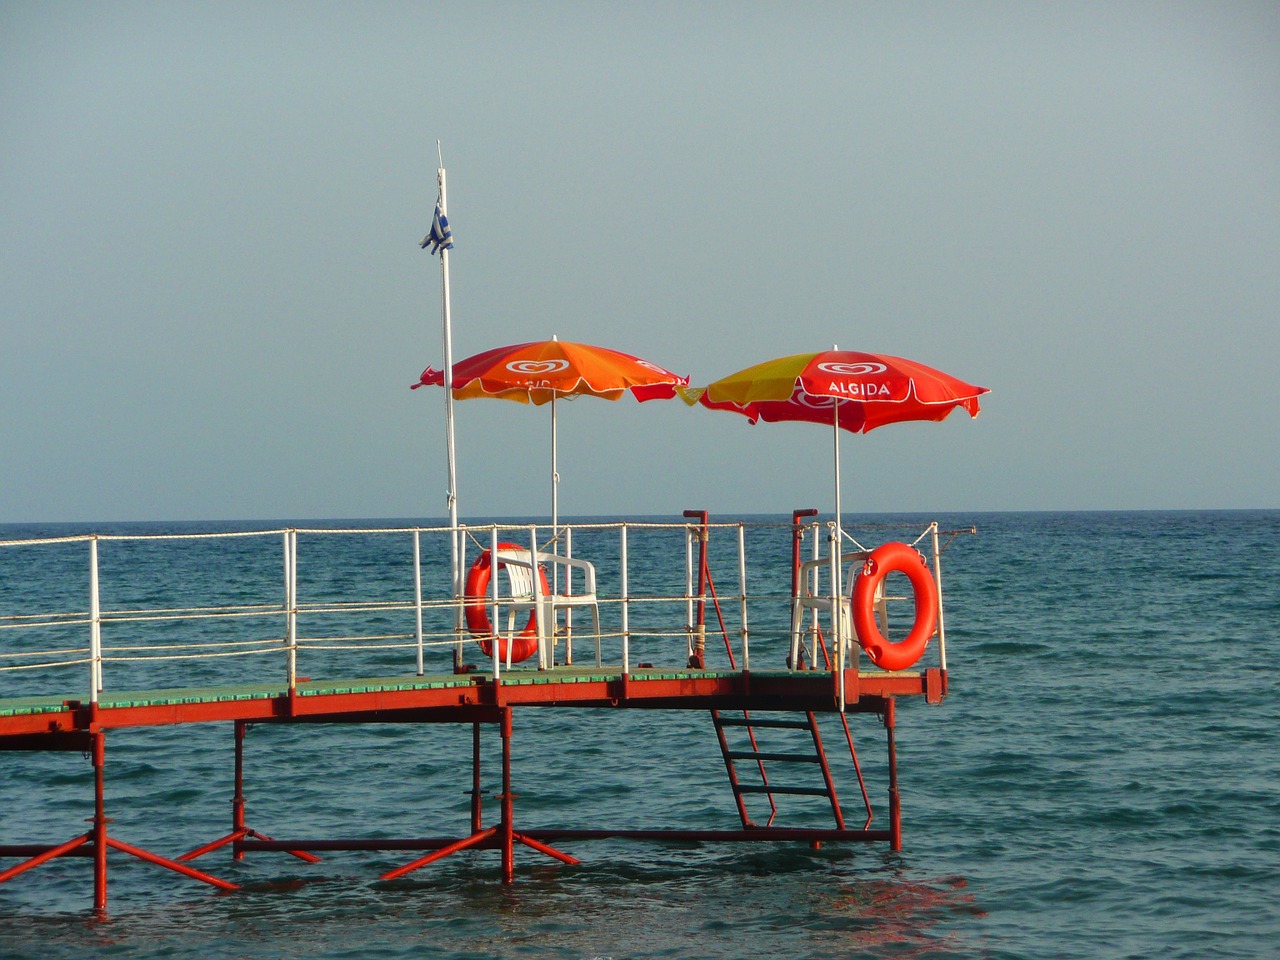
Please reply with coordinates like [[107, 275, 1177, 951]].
[[0, 615, 95, 630], [1, 656, 95, 673], [0, 517, 956, 704], [103, 647, 280, 665]]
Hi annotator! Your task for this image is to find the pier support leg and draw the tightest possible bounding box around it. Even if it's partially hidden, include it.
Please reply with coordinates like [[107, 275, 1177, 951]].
[[885, 698, 902, 851], [380, 708, 578, 883], [471, 722, 483, 834], [505, 709, 579, 872], [500, 707, 515, 884], [0, 727, 238, 913], [92, 730, 108, 915], [232, 720, 247, 860], [179, 722, 320, 865]]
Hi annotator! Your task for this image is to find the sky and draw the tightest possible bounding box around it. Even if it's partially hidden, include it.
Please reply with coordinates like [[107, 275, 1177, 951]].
[[2, 2, 1278, 523]]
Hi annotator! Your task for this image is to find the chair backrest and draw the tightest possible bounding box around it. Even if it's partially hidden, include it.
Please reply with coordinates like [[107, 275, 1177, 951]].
[[534, 550, 596, 598], [797, 550, 871, 599], [495, 550, 541, 600]]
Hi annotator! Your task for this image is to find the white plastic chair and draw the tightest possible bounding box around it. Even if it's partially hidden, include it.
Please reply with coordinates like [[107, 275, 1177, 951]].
[[494, 555, 541, 664], [789, 550, 885, 670], [495, 548, 601, 668]]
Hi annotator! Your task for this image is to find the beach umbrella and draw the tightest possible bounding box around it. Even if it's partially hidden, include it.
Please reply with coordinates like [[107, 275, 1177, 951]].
[[689, 349, 988, 535], [687, 348, 988, 681], [414, 337, 688, 536]]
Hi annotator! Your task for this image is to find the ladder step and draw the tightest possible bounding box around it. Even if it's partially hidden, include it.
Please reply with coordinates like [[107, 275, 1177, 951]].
[[715, 717, 812, 730], [710, 709, 846, 830], [735, 785, 833, 797], [725, 751, 822, 763]]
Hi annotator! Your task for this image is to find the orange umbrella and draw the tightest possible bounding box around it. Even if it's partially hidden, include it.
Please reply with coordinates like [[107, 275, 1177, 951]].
[[416, 338, 687, 404], [414, 338, 688, 532]]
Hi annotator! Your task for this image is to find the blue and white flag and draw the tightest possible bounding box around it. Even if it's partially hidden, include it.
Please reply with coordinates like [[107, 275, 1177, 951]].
[[420, 198, 453, 255]]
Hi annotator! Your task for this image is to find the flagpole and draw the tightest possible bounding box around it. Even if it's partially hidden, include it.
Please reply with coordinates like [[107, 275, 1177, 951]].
[[436, 151, 462, 672]]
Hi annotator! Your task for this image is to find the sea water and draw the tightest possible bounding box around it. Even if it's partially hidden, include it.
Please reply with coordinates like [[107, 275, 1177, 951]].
[[0, 511, 1277, 959]]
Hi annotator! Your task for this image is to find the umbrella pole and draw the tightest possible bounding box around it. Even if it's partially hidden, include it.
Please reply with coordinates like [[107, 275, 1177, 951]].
[[833, 402, 842, 552], [550, 395, 561, 599], [832, 403, 846, 711], [551, 394, 559, 542]]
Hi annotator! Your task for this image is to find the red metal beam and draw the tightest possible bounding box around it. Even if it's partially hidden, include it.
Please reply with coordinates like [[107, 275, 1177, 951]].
[[2, 668, 938, 748], [0, 728, 238, 913], [242, 828, 895, 851], [2, 677, 925, 909]]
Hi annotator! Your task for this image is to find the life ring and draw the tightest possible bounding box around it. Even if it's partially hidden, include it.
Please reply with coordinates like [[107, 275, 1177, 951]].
[[463, 544, 549, 664], [852, 542, 938, 671]]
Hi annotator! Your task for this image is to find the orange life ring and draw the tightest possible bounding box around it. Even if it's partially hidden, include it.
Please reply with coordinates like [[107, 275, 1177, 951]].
[[463, 544, 548, 664], [852, 541, 938, 671]]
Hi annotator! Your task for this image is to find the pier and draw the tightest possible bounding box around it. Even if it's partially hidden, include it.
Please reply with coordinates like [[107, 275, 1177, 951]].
[[0, 511, 967, 913]]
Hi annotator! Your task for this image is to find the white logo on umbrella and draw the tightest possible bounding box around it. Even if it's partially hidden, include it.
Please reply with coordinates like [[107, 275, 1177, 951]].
[[791, 388, 838, 410], [634, 359, 688, 384], [506, 359, 570, 375], [816, 361, 888, 376]]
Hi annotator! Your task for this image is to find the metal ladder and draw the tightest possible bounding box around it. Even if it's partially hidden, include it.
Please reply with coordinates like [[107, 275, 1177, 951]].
[[711, 710, 847, 829]]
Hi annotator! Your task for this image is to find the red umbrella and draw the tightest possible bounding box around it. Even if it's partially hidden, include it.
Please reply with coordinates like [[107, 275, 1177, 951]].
[[689, 348, 987, 690], [689, 349, 988, 524], [691, 350, 987, 434]]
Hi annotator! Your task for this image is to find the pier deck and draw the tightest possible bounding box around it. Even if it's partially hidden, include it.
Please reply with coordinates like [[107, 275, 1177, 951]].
[[0, 665, 941, 741]]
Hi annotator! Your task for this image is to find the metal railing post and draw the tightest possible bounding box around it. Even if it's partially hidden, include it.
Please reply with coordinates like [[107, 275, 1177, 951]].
[[828, 521, 845, 711], [684, 524, 695, 662], [737, 523, 749, 671], [489, 526, 501, 679], [284, 529, 298, 690], [414, 529, 425, 676], [527, 525, 543, 669], [620, 525, 630, 674], [930, 522, 947, 673], [454, 525, 468, 670], [562, 525, 574, 665], [89, 536, 102, 701]]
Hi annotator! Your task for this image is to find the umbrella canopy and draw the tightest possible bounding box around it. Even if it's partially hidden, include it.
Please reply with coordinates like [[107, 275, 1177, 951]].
[[691, 350, 987, 435], [689, 350, 988, 524], [415, 338, 688, 405], [414, 338, 688, 535]]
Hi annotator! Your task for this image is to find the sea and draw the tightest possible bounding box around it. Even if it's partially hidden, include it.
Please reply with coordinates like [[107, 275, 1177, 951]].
[[0, 510, 1277, 959]]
